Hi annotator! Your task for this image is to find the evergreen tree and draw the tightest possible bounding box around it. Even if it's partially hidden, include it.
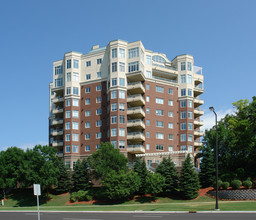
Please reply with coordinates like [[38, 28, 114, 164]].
[[179, 154, 200, 199], [146, 172, 165, 197], [55, 160, 71, 194], [156, 157, 178, 195], [72, 159, 91, 191], [199, 145, 215, 188], [133, 157, 148, 195]]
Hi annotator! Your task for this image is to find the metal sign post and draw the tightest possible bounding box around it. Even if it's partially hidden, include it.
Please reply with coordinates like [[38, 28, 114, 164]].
[[33, 184, 41, 220]]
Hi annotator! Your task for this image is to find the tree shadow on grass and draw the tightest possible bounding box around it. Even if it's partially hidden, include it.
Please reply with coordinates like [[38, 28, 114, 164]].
[[134, 196, 156, 203]]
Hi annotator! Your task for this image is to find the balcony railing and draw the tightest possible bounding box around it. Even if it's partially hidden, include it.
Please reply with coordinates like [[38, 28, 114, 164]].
[[127, 82, 145, 94], [127, 106, 145, 118], [152, 76, 178, 83], [52, 140, 64, 147], [52, 96, 64, 103], [127, 144, 145, 154], [127, 132, 145, 141], [52, 118, 63, 125], [127, 94, 145, 106], [52, 129, 63, 136], [127, 119, 145, 129]]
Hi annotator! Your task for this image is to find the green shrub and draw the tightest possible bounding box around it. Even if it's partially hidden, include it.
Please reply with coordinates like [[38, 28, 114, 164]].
[[243, 180, 252, 189], [70, 190, 92, 202], [213, 180, 223, 190], [221, 182, 230, 190], [231, 180, 242, 189]]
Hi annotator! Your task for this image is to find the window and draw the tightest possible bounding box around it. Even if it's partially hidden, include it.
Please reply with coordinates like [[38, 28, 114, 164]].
[[96, 97, 102, 103], [119, 62, 125, 72], [181, 62, 186, 71], [168, 146, 173, 152], [86, 61, 91, 67], [156, 109, 164, 116], [188, 111, 193, 119], [67, 72, 71, 82], [97, 72, 102, 78], [66, 99, 71, 107], [111, 141, 117, 149], [181, 89, 186, 96], [112, 62, 117, 72], [188, 145, 193, 152], [146, 84, 150, 90], [168, 88, 173, 95], [156, 121, 164, 127], [111, 90, 117, 99], [55, 78, 63, 87], [72, 133, 79, 141], [146, 96, 150, 102], [188, 134, 193, 142], [67, 59, 71, 69], [181, 145, 186, 151], [85, 145, 90, 151], [73, 87, 78, 95], [96, 120, 102, 127], [97, 58, 102, 64], [65, 122, 70, 130], [73, 122, 79, 130], [156, 98, 164, 104], [55, 65, 63, 75], [85, 87, 91, 93], [85, 98, 91, 105], [112, 78, 117, 86], [146, 120, 150, 126], [112, 48, 117, 58], [146, 70, 152, 78], [168, 100, 173, 106], [187, 62, 192, 71], [181, 100, 186, 107], [119, 78, 125, 86], [188, 123, 193, 130], [188, 89, 192, 96], [66, 134, 70, 141], [146, 55, 151, 64], [86, 74, 91, 80], [111, 115, 117, 124], [96, 109, 102, 115], [181, 123, 186, 130], [146, 132, 150, 138], [181, 74, 186, 83], [111, 128, 117, 137], [181, 111, 186, 119], [119, 115, 125, 124], [188, 100, 192, 107], [73, 145, 79, 153], [65, 161, 71, 168], [156, 145, 164, 151], [119, 48, 125, 58], [85, 110, 91, 117], [181, 134, 186, 142], [119, 90, 125, 99], [156, 86, 164, 93], [156, 133, 164, 139], [50, 137, 54, 144], [73, 99, 79, 106], [146, 108, 150, 114], [128, 47, 139, 58], [73, 60, 79, 68], [168, 123, 173, 129], [168, 111, 173, 117], [73, 110, 79, 118], [119, 128, 125, 137], [146, 144, 150, 150], [119, 140, 125, 149], [168, 134, 173, 140], [96, 145, 100, 149], [119, 103, 125, 111], [85, 133, 90, 140], [73, 72, 79, 81], [187, 74, 192, 84], [66, 110, 71, 118], [85, 122, 90, 128], [128, 61, 139, 72], [111, 103, 117, 111], [66, 145, 71, 153], [96, 132, 102, 139], [96, 85, 102, 91]]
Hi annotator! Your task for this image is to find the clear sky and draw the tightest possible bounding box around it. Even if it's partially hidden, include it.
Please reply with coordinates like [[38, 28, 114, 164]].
[[0, 0, 255, 151]]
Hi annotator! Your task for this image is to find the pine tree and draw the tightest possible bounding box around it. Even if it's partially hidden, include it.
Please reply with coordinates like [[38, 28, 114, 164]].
[[179, 154, 200, 199], [199, 145, 215, 188], [156, 156, 179, 195], [72, 159, 91, 191], [55, 160, 71, 194], [133, 157, 148, 195]]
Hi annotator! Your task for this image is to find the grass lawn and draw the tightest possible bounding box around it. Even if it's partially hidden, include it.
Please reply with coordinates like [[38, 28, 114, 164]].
[[1, 190, 256, 211]]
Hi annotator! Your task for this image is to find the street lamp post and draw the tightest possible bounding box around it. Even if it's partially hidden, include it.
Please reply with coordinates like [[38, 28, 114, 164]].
[[209, 106, 219, 211]]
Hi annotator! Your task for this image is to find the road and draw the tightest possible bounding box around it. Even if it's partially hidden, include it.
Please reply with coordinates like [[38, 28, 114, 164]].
[[0, 212, 256, 220]]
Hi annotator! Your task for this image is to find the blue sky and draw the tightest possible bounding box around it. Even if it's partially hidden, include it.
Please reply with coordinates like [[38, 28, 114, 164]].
[[0, 0, 255, 151]]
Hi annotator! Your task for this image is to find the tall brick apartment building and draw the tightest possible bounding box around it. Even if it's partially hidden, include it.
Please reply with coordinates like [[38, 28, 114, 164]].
[[49, 39, 204, 170]]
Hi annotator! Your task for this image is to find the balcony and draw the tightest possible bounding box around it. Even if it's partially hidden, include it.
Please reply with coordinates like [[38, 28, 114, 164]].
[[127, 94, 145, 107], [194, 120, 204, 128], [194, 84, 204, 97], [194, 142, 203, 147], [152, 63, 178, 82], [52, 96, 64, 103], [127, 82, 145, 94], [52, 118, 63, 125], [194, 130, 204, 138], [127, 119, 145, 129], [194, 109, 204, 117], [127, 107, 145, 118], [52, 129, 63, 136], [57, 151, 64, 157], [52, 140, 64, 147], [127, 132, 145, 142], [194, 98, 204, 107], [53, 107, 64, 114], [127, 145, 145, 154], [126, 70, 145, 82]]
